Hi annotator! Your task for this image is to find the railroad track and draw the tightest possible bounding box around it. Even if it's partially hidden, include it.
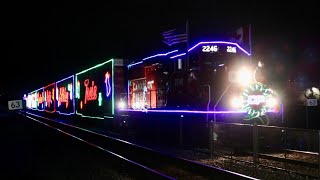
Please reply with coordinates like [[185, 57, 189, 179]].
[[211, 145, 319, 169], [20, 112, 256, 180], [198, 146, 319, 179], [258, 153, 318, 169]]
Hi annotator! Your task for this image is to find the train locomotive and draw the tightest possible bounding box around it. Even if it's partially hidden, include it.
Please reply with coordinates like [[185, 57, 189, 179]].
[[24, 40, 282, 147]]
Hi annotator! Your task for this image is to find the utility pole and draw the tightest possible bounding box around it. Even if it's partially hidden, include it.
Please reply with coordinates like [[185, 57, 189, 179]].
[[185, 19, 189, 71]]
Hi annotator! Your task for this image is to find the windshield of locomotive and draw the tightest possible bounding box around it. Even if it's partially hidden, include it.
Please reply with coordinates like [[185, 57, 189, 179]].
[[187, 43, 251, 110]]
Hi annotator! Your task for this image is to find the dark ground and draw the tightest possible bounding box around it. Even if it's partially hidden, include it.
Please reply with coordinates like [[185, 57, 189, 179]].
[[0, 106, 134, 180]]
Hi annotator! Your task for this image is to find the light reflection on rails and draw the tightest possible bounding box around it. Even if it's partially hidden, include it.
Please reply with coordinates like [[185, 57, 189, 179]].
[[20, 111, 257, 180], [19, 112, 174, 180]]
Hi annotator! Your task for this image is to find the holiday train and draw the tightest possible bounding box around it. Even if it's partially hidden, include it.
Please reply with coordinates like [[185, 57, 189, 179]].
[[24, 40, 281, 147]]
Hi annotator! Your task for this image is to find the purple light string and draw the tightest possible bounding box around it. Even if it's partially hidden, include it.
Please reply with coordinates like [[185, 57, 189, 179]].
[[142, 50, 178, 60], [127, 61, 143, 68], [128, 50, 178, 68], [170, 53, 186, 59], [120, 109, 275, 114], [56, 75, 74, 83]]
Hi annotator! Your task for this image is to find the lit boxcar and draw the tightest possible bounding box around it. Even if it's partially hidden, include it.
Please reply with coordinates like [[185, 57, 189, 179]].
[[36, 87, 45, 111], [75, 58, 127, 120], [25, 87, 44, 111], [44, 82, 56, 113], [56, 75, 75, 115]]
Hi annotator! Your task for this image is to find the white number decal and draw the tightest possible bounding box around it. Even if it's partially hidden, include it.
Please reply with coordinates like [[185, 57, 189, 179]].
[[202, 46, 209, 52], [227, 46, 237, 53], [202, 45, 218, 52]]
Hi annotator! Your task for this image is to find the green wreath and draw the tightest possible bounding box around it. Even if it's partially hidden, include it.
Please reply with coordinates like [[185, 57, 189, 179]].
[[241, 82, 274, 124]]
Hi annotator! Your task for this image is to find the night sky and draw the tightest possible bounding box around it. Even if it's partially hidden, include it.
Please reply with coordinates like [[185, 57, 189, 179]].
[[2, 1, 320, 98]]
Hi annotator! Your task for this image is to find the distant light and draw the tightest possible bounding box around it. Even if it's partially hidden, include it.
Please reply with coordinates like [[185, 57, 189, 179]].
[[258, 61, 263, 67], [307, 87, 320, 99], [312, 87, 319, 93], [305, 88, 312, 97], [219, 63, 225, 67]]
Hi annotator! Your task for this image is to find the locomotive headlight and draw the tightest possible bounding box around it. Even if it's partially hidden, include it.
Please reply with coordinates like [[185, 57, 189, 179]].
[[237, 67, 252, 86], [231, 97, 242, 108], [118, 100, 126, 109]]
